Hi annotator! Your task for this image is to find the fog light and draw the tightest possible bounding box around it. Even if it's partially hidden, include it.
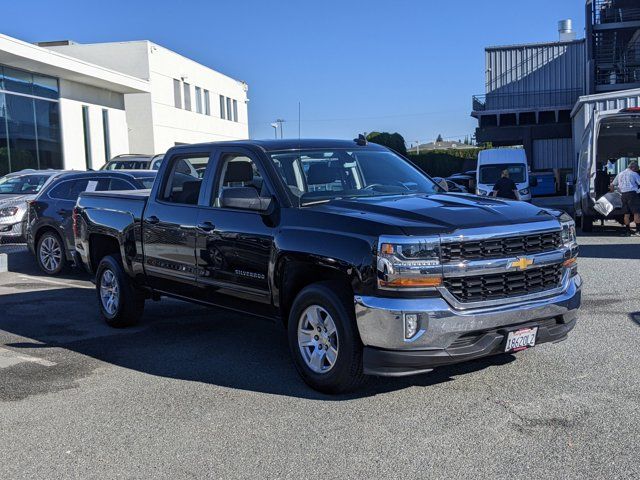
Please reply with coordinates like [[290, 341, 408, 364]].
[[404, 313, 419, 339]]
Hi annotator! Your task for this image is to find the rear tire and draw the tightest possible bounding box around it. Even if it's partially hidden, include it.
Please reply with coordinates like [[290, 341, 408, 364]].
[[36, 231, 67, 275], [95, 255, 144, 328], [288, 281, 366, 394]]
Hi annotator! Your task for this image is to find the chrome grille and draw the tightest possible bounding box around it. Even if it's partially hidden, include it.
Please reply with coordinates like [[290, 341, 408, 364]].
[[443, 263, 563, 303], [440, 231, 562, 262]]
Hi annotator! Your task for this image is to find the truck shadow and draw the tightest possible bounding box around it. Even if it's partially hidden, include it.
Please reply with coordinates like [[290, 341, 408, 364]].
[[578, 243, 640, 260], [0, 286, 516, 400]]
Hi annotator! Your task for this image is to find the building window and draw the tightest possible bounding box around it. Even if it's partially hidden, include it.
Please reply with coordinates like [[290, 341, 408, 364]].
[[226, 97, 232, 122], [195, 86, 202, 114], [204, 89, 210, 115], [232, 99, 238, 122], [173, 78, 182, 108], [102, 109, 111, 162], [219, 94, 226, 119], [0, 65, 62, 176], [82, 105, 92, 169], [183, 82, 191, 111]]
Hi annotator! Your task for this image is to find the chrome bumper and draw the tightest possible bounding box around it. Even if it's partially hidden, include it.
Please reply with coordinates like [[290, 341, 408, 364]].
[[355, 274, 582, 351]]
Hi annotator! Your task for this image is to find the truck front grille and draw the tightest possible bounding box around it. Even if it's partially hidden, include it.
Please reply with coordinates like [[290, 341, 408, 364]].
[[440, 231, 562, 262], [443, 263, 563, 303]]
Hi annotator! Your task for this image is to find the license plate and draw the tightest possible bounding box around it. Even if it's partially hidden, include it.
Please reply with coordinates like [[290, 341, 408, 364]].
[[505, 327, 538, 352]]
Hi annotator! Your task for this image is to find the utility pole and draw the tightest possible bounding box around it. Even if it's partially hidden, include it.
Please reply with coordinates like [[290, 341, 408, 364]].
[[414, 141, 421, 155], [270, 123, 278, 139]]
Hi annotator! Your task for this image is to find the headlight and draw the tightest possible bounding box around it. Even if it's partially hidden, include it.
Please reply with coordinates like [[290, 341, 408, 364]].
[[519, 188, 530, 196], [477, 189, 488, 196], [0, 206, 18, 217], [560, 218, 577, 247], [377, 236, 442, 290]]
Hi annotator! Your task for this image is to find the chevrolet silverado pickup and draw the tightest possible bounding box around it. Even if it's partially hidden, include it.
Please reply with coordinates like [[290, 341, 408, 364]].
[[74, 139, 581, 393]]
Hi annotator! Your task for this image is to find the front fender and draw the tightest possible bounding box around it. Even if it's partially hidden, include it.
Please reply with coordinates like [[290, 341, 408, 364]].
[[271, 228, 377, 308]]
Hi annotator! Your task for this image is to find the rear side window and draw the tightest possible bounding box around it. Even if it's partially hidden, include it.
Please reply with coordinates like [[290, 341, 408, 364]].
[[48, 178, 107, 200], [161, 155, 212, 205], [108, 178, 135, 190], [49, 179, 90, 200]]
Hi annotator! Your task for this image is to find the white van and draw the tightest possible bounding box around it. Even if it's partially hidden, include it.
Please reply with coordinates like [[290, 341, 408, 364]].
[[475, 148, 532, 201]]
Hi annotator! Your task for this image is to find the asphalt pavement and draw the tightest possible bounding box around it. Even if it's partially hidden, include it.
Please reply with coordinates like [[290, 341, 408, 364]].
[[0, 226, 639, 479]]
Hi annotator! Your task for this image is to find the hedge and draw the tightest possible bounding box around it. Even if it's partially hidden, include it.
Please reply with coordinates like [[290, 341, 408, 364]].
[[407, 149, 482, 178]]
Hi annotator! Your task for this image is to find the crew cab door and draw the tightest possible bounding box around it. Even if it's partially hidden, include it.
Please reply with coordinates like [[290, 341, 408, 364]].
[[142, 151, 214, 296], [194, 148, 277, 314]]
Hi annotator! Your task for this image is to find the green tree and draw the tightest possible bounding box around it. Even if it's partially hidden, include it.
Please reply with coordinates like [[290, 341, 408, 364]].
[[365, 131, 407, 156], [436, 134, 443, 143]]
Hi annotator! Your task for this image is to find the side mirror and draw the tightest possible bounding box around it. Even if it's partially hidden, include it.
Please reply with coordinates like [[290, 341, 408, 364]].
[[220, 186, 272, 212], [530, 176, 538, 187]]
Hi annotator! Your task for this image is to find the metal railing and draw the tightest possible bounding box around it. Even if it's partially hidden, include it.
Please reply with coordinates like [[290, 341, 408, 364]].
[[593, 0, 640, 24], [472, 89, 583, 112]]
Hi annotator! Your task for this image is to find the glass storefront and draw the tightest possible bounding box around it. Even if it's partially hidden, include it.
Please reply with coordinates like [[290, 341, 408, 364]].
[[0, 65, 62, 176]]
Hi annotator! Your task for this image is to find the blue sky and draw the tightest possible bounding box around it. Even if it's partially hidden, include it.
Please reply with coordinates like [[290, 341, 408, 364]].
[[5, 0, 585, 144]]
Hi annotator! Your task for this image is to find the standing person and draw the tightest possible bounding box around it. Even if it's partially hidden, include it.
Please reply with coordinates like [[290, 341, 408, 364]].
[[612, 161, 640, 236], [491, 169, 520, 200]]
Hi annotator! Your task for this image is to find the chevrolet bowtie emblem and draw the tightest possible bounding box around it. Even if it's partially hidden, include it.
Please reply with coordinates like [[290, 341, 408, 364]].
[[510, 257, 534, 270]]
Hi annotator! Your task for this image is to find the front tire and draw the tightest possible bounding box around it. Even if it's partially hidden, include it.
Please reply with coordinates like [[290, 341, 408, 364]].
[[36, 231, 66, 275], [288, 282, 366, 394], [96, 255, 145, 328]]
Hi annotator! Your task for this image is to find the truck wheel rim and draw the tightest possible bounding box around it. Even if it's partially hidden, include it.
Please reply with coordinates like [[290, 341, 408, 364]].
[[297, 305, 339, 374], [40, 236, 61, 272], [100, 269, 120, 316]]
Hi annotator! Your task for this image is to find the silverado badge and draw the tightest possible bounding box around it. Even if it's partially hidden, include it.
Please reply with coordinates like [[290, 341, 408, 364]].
[[510, 257, 534, 271]]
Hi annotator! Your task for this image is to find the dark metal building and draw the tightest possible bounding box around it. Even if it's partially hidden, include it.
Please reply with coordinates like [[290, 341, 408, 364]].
[[586, 0, 640, 94], [471, 22, 586, 173]]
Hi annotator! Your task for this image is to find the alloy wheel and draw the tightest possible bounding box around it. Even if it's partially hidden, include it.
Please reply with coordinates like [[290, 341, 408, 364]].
[[297, 305, 339, 374], [100, 269, 120, 316], [39, 236, 62, 273]]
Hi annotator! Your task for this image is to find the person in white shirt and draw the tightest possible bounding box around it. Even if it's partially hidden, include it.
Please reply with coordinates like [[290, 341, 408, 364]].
[[612, 161, 640, 236]]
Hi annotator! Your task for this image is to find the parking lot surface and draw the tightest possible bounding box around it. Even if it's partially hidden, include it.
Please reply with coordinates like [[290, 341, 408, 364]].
[[1, 229, 639, 479]]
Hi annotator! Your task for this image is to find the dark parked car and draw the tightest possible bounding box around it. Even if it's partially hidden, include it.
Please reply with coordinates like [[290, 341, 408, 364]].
[[433, 177, 468, 193], [446, 173, 475, 192], [75, 139, 580, 393], [26, 170, 156, 275]]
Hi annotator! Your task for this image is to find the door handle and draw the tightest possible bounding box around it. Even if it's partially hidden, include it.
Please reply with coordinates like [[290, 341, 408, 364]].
[[197, 221, 216, 233], [147, 215, 160, 225]]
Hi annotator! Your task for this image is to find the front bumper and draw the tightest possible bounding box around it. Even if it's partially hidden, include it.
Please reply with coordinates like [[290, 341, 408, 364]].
[[0, 220, 24, 239], [355, 274, 581, 377]]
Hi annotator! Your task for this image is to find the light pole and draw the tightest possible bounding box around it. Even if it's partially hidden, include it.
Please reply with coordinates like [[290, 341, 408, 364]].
[[270, 123, 278, 139], [275, 119, 285, 139]]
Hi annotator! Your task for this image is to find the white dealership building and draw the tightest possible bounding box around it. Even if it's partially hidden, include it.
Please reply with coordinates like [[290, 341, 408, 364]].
[[0, 33, 249, 175]]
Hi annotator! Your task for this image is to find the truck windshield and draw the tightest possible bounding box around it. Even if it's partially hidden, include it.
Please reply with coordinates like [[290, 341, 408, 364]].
[[0, 174, 50, 194], [269, 149, 441, 205], [479, 164, 525, 184]]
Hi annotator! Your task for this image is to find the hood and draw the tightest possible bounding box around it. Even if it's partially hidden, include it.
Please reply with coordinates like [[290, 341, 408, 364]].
[[0, 194, 36, 206], [308, 193, 557, 236]]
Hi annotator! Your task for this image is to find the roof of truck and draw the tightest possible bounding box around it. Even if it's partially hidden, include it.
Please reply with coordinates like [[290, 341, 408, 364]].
[[181, 138, 388, 152]]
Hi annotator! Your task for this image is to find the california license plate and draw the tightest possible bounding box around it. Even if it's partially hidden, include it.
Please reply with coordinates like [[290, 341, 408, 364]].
[[505, 327, 538, 352]]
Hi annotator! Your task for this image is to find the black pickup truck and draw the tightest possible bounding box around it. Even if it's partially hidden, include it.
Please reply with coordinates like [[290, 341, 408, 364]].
[[74, 139, 581, 393]]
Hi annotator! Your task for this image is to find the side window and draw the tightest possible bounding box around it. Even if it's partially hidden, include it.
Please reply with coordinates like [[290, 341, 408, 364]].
[[48, 181, 72, 200], [108, 178, 135, 191], [50, 180, 86, 200], [214, 154, 267, 207], [68, 179, 91, 199], [161, 155, 212, 205]]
